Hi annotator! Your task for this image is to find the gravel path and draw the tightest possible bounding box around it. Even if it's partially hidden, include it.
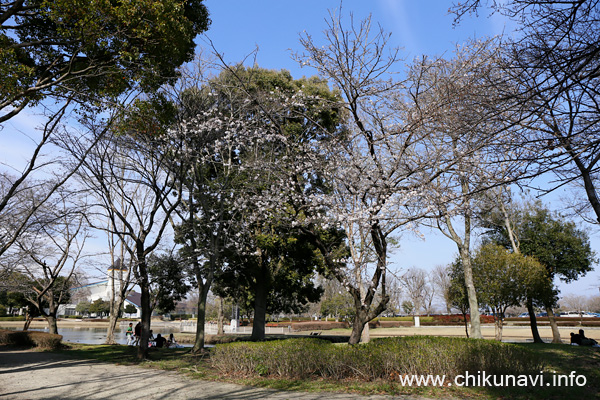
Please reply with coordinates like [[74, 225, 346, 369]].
[[0, 349, 436, 400]]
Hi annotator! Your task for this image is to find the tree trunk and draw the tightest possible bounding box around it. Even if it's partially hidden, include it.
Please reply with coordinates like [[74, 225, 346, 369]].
[[217, 296, 224, 335], [546, 304, 561, 344], [349, 308, 368, 345], [45, 314, 58, 335], [462, 311, 469, 338], [494, 319, 503, 341], [494, 311, 503, 341], [105, 292, 126, 345], [251, 274, 269, 341], [137, 266, 151, 360], [23, 312, 33, 331], [105, 311, 119, 345], [192, 283, 209, 353], [526, 298, 544, 343], [461, 253, 483, 339], [361, 319, 370, 343]]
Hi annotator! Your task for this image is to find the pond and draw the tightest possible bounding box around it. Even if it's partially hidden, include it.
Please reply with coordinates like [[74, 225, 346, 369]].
[[4, 326, 188, 346]]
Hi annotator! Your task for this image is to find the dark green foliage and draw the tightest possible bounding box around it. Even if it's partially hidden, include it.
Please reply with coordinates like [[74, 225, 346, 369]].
[[211, 336, 543, 381], [448, 259, 470, 314], [173, 66, 346, 343], [0, 329, 62, 349], [319, 291, 354, 320], [124, 304, 137, 315], [75, 300, 91, 316], [89, 299, 110, 317], [0, 284, 28, 315], [147, 253, 190, 315], [485, 202, 596, 283], [114, 93, 178, 138], [216, 228, 327, 316], [0, 0, 211, 119], [472, 243, 551, 320]]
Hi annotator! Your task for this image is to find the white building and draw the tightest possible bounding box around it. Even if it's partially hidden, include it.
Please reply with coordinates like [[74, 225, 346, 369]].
[[60, 262, 141, 318]]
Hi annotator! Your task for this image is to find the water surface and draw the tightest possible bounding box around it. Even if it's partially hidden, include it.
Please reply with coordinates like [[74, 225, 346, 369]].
[[4, 326, 186, 346]]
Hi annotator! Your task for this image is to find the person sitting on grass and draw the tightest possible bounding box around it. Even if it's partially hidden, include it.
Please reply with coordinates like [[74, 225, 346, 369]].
[[570, 332, 582, 345], [167, 333, 176, 348], [578, 329, 598, 346], [154, 333, 167, 348]]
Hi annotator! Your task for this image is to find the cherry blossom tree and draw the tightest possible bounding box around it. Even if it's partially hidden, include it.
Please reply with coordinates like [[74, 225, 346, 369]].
[[172, 64, 345, 345], [296, 11, 455, 344]]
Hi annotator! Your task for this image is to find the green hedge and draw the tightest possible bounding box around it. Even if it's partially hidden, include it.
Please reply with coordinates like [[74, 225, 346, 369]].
[[0, 329, 63, 349], [0, 316, 26, 321], [369, 320, 413, 328], [211, 336, 543, 381], [290, 321, 349, 331], [377, 316, 415, 321]]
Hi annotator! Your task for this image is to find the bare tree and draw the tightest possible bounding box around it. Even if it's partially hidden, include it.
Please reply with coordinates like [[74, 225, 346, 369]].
[[64, 126, 183, 359], [0, 103, 89, 262], [400, 268, 429, 316], [561, 294, 589, 324], [411, 39, 528, 339], [431, 265, 452, 314], [453, 1, 600, 226], [9, 188, 90, 334]]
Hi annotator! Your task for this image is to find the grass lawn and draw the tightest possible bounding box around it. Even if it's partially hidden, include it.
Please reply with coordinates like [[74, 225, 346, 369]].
[[56, 339, 600, 400]]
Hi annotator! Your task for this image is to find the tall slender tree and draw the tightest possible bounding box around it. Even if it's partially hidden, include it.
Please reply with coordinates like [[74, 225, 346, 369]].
[[64, 111, 184, 359]]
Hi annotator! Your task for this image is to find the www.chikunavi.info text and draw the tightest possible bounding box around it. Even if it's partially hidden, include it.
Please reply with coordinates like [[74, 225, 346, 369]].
[[398, 371, 586, 387]]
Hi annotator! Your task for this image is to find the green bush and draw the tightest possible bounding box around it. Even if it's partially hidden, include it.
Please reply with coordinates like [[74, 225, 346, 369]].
[[369, 320, 413, 328], [290, 321, 349, 331], [377, 316, 414, 321], [0, 316, 26, 321], [210, 336, 543, 381], [0, 329, 63, 349]]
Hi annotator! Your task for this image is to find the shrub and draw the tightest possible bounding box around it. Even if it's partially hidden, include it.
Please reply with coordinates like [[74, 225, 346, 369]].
[[369, 320, 413, 328], [0, 329, 62, 349], [377, 316, 414, 321], [290, 321, 349, 332], [210, 336, 543, 381], [0, 316, 26, 321], [420, 314, 496, 325]]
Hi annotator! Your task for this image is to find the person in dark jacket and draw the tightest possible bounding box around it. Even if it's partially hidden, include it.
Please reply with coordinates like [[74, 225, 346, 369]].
[[155, 333, 167, 348], [578, 329, 598, 346], [133, 322, 141, 345]]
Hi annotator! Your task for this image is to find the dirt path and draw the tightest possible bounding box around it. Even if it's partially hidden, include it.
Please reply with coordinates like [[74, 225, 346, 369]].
[[0, 348, 433, 400]]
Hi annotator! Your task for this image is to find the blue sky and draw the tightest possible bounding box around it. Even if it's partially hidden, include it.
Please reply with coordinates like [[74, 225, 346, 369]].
[[199, 0, 599, 298], [202, 0, 512, 75]]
